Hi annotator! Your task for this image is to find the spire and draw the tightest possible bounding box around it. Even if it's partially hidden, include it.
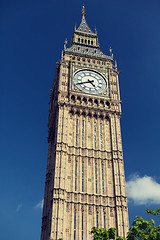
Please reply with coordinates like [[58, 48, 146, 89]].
[[64, 7, 113, 61], [76, 6, 96, 35]]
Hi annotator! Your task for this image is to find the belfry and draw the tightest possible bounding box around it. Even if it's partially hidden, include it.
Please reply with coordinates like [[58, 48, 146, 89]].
[[41, 7, 129, 240]]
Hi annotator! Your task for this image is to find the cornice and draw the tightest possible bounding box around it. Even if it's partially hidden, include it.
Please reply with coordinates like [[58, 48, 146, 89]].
[[53, 141, 123, 160], [57, 101, 122, 117], [51, 187, 128, 208]]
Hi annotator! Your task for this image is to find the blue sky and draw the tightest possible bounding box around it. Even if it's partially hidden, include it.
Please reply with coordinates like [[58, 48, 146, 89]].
[[1, 0, 160, 239]]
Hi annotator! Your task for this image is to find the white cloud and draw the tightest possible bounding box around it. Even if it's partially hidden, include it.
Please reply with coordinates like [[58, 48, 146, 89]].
[[16, 203, 23, 212], [126, 174, 160, 205], [34, 199, 44, 209]]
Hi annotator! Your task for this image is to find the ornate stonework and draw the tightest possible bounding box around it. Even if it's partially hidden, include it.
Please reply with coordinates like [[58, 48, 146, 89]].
[[41, 6, 129, 240]]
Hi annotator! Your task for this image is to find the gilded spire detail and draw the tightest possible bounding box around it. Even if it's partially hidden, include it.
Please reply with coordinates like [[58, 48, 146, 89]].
[[82, 6, 85, 16]]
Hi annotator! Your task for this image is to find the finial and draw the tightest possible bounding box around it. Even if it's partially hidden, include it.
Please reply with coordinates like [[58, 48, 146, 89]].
[[115, 60, 117, 68], [109, 47, 113, 58], [95, 26, 97, 34], [109, 47, 112, 55], [64, 38, 68, 50], [74, 24, 76, 31], [82, 6, 86, 16]]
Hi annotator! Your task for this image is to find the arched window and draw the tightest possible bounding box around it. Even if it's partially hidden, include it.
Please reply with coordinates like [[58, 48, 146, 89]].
[[102, 163, 104, 194], [75, 161, 77, 191], [105, 101, 110, 108], [77, 96, 81, 103], [94, 99, 98, 106], [82, 97, 87, 104], [88, 98, 93, 105], [100, 100, 104, 107], [82, 120, 84, 148], [74, 211, 76, 240], [100, 123, 103, 150], [71, 95, 75, 102], [95, 163, 98, 193], [82, 161, 84, 191], [76, 119, 78, 146], [96, 212, 98, 227], [82, 212, 84, 240]]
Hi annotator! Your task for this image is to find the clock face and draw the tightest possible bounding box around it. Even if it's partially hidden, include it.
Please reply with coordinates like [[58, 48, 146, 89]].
[[73, 70, 107, 94]]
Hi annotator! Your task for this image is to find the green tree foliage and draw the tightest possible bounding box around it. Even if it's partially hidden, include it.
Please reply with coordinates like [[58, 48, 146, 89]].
[[91, 208, 160, 240], [145, 208, 160, 216], [50, 238, 63, 240], [91, 226, 124, 240], [127, 208, 160, 240]]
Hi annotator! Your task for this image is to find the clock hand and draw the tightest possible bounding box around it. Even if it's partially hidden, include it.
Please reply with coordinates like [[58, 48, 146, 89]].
[[76, 80, 94, 85], [88, 79, 95, 87]]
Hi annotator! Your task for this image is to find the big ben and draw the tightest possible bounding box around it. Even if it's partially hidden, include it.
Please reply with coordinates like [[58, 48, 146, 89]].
[[41, 6, 129, 240]]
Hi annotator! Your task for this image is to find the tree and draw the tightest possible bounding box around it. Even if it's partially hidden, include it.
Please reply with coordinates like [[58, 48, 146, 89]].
[[91, 226, 125, 240], [127, 208, 160, 240], [91, 208, 160, 240], [50, 238, 63, 240]]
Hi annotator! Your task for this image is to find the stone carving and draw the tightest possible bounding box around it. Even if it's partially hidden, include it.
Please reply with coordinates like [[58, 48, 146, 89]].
[[66, 203, 70, 212], [89, 206, 92, 215]]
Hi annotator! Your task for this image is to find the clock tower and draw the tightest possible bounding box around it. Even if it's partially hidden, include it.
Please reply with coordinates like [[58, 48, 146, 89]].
[[41, 7, 129, 240]]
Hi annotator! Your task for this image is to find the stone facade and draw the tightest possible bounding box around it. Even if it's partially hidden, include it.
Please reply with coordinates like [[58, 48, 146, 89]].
[[41, 7, 129, 240]]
